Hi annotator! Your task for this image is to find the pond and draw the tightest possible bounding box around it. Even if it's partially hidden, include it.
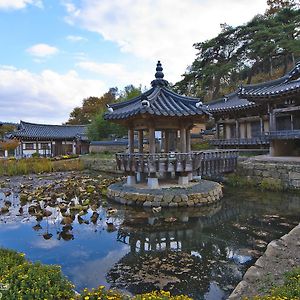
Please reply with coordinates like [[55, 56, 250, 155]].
[[0, 172, 299, 300]]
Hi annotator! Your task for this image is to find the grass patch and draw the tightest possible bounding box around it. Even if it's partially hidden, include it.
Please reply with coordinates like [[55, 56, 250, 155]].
[[225, 174, 285, 192], [191, 141, 212, 151], [248, 267, 300, 300], [0, 248, 192, 300], [87, 152, 115, 159], [0, 158, 83, 176]]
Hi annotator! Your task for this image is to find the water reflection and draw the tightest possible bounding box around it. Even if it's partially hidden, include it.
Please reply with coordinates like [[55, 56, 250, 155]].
[[105, 190, 300, 299], [0, 180, 300, 300]]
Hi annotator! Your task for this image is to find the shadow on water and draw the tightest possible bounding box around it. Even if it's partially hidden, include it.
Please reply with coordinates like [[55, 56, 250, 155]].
[[0, 174, 299, 300]]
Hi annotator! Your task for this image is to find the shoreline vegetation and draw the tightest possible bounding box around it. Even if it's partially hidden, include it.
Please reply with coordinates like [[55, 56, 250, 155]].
[[0, 156, 83, 176], [0, 247, 299, 300], [0, 248, 192, 300]]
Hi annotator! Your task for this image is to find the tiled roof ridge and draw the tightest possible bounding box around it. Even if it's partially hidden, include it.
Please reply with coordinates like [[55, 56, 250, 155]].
[[20, 120, 87, 128]]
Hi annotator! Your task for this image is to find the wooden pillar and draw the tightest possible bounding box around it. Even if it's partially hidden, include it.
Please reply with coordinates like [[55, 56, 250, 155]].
[[268, 104, 276, 132], [223, 124, 227, 139], [164, 130, 169, 152], [270, 113, 276, 131], [138, 130, 143, 153], [260, 116, 265, 135], [235, 119, 240, 138], [149, 126, 155, 154], [291, 114, 294, 131], [180, 127, 187, 153], [128, 128, 134, 154], [186, 129, 191, 153], [216, 123, 220, 139]]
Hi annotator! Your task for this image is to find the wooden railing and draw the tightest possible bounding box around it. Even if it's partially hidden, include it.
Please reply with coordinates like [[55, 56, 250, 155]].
[[267, 130, 300, 139], [209, 137, 269, 146], [115, 150, 238, 175]]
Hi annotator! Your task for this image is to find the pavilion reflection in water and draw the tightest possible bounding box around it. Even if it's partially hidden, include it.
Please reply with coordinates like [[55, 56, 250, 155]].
[[106, 194, 300, 298]]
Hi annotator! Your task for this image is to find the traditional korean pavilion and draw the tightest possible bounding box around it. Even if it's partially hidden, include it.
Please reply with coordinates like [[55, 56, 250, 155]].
[[207, 62, 300, 156], [104, 61, 210, 188]]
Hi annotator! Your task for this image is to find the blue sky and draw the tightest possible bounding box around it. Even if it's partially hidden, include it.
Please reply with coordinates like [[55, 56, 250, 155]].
[[0, 0, 267, 124]]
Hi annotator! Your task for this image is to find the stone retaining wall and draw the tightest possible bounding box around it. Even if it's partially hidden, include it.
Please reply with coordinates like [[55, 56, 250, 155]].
[[237, 156, 300, 189], [107, 180, 223, 207], [229, 223, 300, 299]]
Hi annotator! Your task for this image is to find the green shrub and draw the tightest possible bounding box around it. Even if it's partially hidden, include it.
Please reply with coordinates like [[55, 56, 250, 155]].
[[0, 249, 75, 300]]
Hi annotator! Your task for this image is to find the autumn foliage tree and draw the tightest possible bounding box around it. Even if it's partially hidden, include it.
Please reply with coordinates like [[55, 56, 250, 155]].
[[0, 139, 20, 152]]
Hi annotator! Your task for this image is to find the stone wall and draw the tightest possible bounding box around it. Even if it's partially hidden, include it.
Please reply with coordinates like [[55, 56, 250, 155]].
[[237, 156, 300, 189], [107, 180, 223, 207], [229, 223, 300, 299]]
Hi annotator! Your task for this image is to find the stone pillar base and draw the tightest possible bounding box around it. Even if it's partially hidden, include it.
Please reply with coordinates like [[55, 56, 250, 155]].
[[126, 175, 136, 186], [188, 172, 193, 181], [147, 177, 159, 189], [136, 172, 145, 183], [178, 176, 189, 185]]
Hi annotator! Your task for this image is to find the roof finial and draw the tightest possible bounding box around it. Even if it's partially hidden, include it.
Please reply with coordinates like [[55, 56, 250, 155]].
[[151, 60, 168, 87], [155, 60, 164, 79]]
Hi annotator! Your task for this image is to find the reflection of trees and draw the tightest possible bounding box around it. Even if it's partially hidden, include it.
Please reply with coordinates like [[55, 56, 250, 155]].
[[107, 195, 300, 298]]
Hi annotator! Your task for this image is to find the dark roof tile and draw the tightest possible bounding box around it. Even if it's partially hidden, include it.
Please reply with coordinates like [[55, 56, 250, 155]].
[[10, 121, 88, 140], [104, 62, 210, 120]]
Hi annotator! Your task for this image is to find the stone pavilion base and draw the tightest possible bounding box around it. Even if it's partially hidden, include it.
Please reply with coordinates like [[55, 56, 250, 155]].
[[107, 179, 223, 207]]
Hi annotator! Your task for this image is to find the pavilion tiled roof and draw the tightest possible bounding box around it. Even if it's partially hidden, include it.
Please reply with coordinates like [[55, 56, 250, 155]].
[[104, 61, 210, 121], [239, 62, 300, 100], [206, 91, 257, 113], [9, 121, 88, 141]]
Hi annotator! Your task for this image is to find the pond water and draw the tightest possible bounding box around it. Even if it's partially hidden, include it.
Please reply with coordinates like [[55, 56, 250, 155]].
[[0, 173, 299, 300]]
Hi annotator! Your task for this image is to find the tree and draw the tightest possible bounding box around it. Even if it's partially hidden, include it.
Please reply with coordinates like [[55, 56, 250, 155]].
[[87, 85, 142, 140], [0, 139, 20, 152], [174, 6, 300, 100], [87, 112, 127, 140], [266, 0, 298, 15], [67, 88, 118, 125], [0, 124, 16, 139]]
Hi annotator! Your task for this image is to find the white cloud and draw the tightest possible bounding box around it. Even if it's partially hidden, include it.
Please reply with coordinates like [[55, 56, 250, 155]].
[[0, 0, 43, 10], [64, 0, 268, 83], [0, 66, 106, 124], [27, 43, 59, 58], [66, 35, 87, 42], [76, 60, 150, 86]]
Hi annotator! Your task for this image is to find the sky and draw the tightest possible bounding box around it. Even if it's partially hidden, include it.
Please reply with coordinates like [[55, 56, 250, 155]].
[[0, 0, 268, 124]]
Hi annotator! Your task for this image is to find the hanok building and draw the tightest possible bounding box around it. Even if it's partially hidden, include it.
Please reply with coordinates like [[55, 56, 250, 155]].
[[207, 91, 270, 150], [104, 61, 210, 188], [240, 62, 300, 156], [208, 62, 300, 156], [9, 121, 89, 157]]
